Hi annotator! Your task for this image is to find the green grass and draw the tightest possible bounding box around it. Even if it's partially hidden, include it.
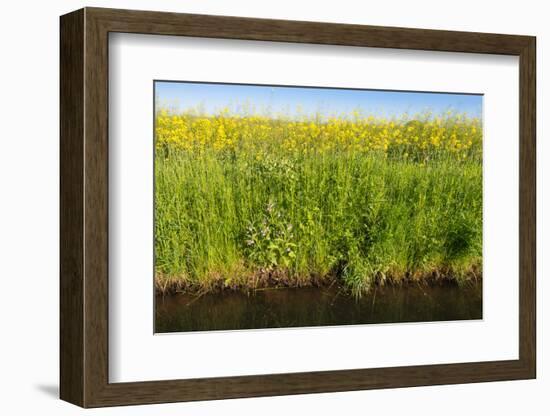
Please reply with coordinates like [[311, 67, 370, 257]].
[[154, 145, 482, 296]]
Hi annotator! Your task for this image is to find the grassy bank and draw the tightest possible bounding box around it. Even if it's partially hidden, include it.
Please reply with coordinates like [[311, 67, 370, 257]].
[[154, 111, 482, 296]]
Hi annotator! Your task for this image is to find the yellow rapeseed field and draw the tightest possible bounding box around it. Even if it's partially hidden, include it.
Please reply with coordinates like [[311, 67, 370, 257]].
[[155, 110, 481, 161], [154, 110, 482, 295]]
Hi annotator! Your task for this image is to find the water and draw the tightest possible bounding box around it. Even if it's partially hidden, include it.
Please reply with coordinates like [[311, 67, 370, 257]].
[[155, 282, 482, 333]]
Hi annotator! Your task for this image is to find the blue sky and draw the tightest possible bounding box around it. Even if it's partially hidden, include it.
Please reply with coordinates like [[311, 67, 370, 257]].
[[155, 81, 482, 119]]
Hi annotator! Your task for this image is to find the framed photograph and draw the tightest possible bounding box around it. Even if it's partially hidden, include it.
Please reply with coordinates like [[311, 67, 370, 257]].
[[60, 7, 536, 407]]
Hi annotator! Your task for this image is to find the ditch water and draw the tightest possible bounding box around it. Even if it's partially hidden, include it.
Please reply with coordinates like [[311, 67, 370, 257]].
[[155, 281, 482, 333]]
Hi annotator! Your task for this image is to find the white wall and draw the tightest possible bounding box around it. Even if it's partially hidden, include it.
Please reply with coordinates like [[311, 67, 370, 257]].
[[0, 0, 546, 414]]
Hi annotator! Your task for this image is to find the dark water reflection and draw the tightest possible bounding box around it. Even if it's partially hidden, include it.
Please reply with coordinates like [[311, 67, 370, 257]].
[[155, 282, 482, 333]]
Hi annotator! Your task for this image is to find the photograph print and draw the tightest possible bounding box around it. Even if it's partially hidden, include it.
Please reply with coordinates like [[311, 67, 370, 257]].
[[154, 81, 483, 333]]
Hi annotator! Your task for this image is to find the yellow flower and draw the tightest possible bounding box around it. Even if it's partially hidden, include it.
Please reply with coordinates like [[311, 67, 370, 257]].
[[154, 109, 481, 163]]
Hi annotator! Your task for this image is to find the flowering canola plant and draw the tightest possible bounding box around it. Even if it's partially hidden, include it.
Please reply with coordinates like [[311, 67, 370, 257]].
[[156, 110, 481, 162], [155, 109, 482, 295]]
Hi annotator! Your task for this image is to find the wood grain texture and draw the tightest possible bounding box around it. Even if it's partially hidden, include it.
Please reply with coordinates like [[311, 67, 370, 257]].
[[59, 8, 84, 407], [83, 9, 110, 406], [518, 38, 536, 376], [59, 7, 537, 408], [88, 7, 532, 54]]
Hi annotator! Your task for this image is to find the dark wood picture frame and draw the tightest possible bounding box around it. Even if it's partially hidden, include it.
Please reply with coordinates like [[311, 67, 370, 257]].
[[60, 7, 536, 408]]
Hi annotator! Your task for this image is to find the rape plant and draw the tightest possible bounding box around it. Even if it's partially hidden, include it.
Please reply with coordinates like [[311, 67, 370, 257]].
[[154, 108, 482, 295], [155, 109, 482, 162]]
